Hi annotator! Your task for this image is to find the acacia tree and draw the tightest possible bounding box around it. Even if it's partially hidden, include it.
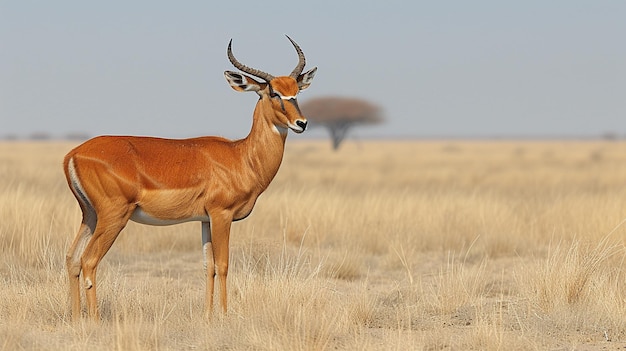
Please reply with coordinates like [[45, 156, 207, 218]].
[[300, 96, 383, 150]]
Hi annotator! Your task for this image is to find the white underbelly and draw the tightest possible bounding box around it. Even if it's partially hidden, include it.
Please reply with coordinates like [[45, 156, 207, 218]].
[[130, 207, 210, 226]]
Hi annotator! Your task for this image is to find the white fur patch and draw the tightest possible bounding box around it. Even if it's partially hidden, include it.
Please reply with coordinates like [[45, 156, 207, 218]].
[[85, 278, 93, 289], [202, 222, 212, 269], [202, 241, 210, 269], [130, 207, 210, 226], [273, 124, 288, 135], [73, 233, 91, 266], [67, 157, 92, 207]]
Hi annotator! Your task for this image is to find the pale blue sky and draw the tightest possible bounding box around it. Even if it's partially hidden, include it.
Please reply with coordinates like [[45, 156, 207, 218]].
[[1, 1, 625, 139]]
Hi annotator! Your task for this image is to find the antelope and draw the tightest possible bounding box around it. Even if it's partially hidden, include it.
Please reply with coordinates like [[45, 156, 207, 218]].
[[63, 36, 316, 320]]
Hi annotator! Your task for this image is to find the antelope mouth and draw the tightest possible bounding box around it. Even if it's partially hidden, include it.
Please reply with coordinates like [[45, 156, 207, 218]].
[[289, 120, 308, 133]]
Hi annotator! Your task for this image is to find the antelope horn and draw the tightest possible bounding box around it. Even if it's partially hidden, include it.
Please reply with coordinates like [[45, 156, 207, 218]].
[[227, 39, 275, 82], [286, 35, 306, 78]]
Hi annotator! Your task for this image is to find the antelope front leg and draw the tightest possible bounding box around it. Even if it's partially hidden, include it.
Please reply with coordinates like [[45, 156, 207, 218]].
[[202, 221, 215, 317], [208, 212, 232, 313]]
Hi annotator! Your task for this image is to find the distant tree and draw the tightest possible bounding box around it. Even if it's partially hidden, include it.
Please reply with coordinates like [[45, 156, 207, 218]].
[[600, 131, 619, 141], [29, 132, 51, 140], [65, 132, 91, 141], [300, 96, 383, 150]]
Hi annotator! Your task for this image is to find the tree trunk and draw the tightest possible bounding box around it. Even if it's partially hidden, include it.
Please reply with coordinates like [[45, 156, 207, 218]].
[[327, 123, 350, 151]]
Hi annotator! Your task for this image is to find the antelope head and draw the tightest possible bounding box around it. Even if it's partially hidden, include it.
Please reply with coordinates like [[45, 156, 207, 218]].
[[224, 35, 317, 134]]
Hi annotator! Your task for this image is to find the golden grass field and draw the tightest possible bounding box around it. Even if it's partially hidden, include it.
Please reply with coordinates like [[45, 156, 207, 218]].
[[2, 139, 626, 350]]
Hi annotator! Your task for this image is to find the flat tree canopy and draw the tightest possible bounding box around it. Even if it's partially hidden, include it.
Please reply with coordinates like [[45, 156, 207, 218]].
[[300, 97, 383, 150]]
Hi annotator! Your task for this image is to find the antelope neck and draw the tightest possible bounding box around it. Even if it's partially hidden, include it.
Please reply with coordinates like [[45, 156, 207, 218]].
[[238, 97, 287, 188]]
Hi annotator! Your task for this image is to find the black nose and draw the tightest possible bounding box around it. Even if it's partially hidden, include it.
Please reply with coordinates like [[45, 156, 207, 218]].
[[296, 120, 308, 131]]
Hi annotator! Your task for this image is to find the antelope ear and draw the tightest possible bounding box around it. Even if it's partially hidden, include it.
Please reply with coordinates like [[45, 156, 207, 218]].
[[224, 71, 266, 92], [297, 67, 317, 91]]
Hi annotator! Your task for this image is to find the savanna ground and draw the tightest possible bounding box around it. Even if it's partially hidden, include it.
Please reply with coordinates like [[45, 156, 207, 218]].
[[2, 139, 626, 350]]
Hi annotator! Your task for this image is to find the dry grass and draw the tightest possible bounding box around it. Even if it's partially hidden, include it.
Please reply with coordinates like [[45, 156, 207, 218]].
[[2, 139, 626, 350]]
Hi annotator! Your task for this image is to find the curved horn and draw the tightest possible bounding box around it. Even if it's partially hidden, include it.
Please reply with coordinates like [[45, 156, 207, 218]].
[[286, 35, 306, 78], [227, 39, 274, 82]]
